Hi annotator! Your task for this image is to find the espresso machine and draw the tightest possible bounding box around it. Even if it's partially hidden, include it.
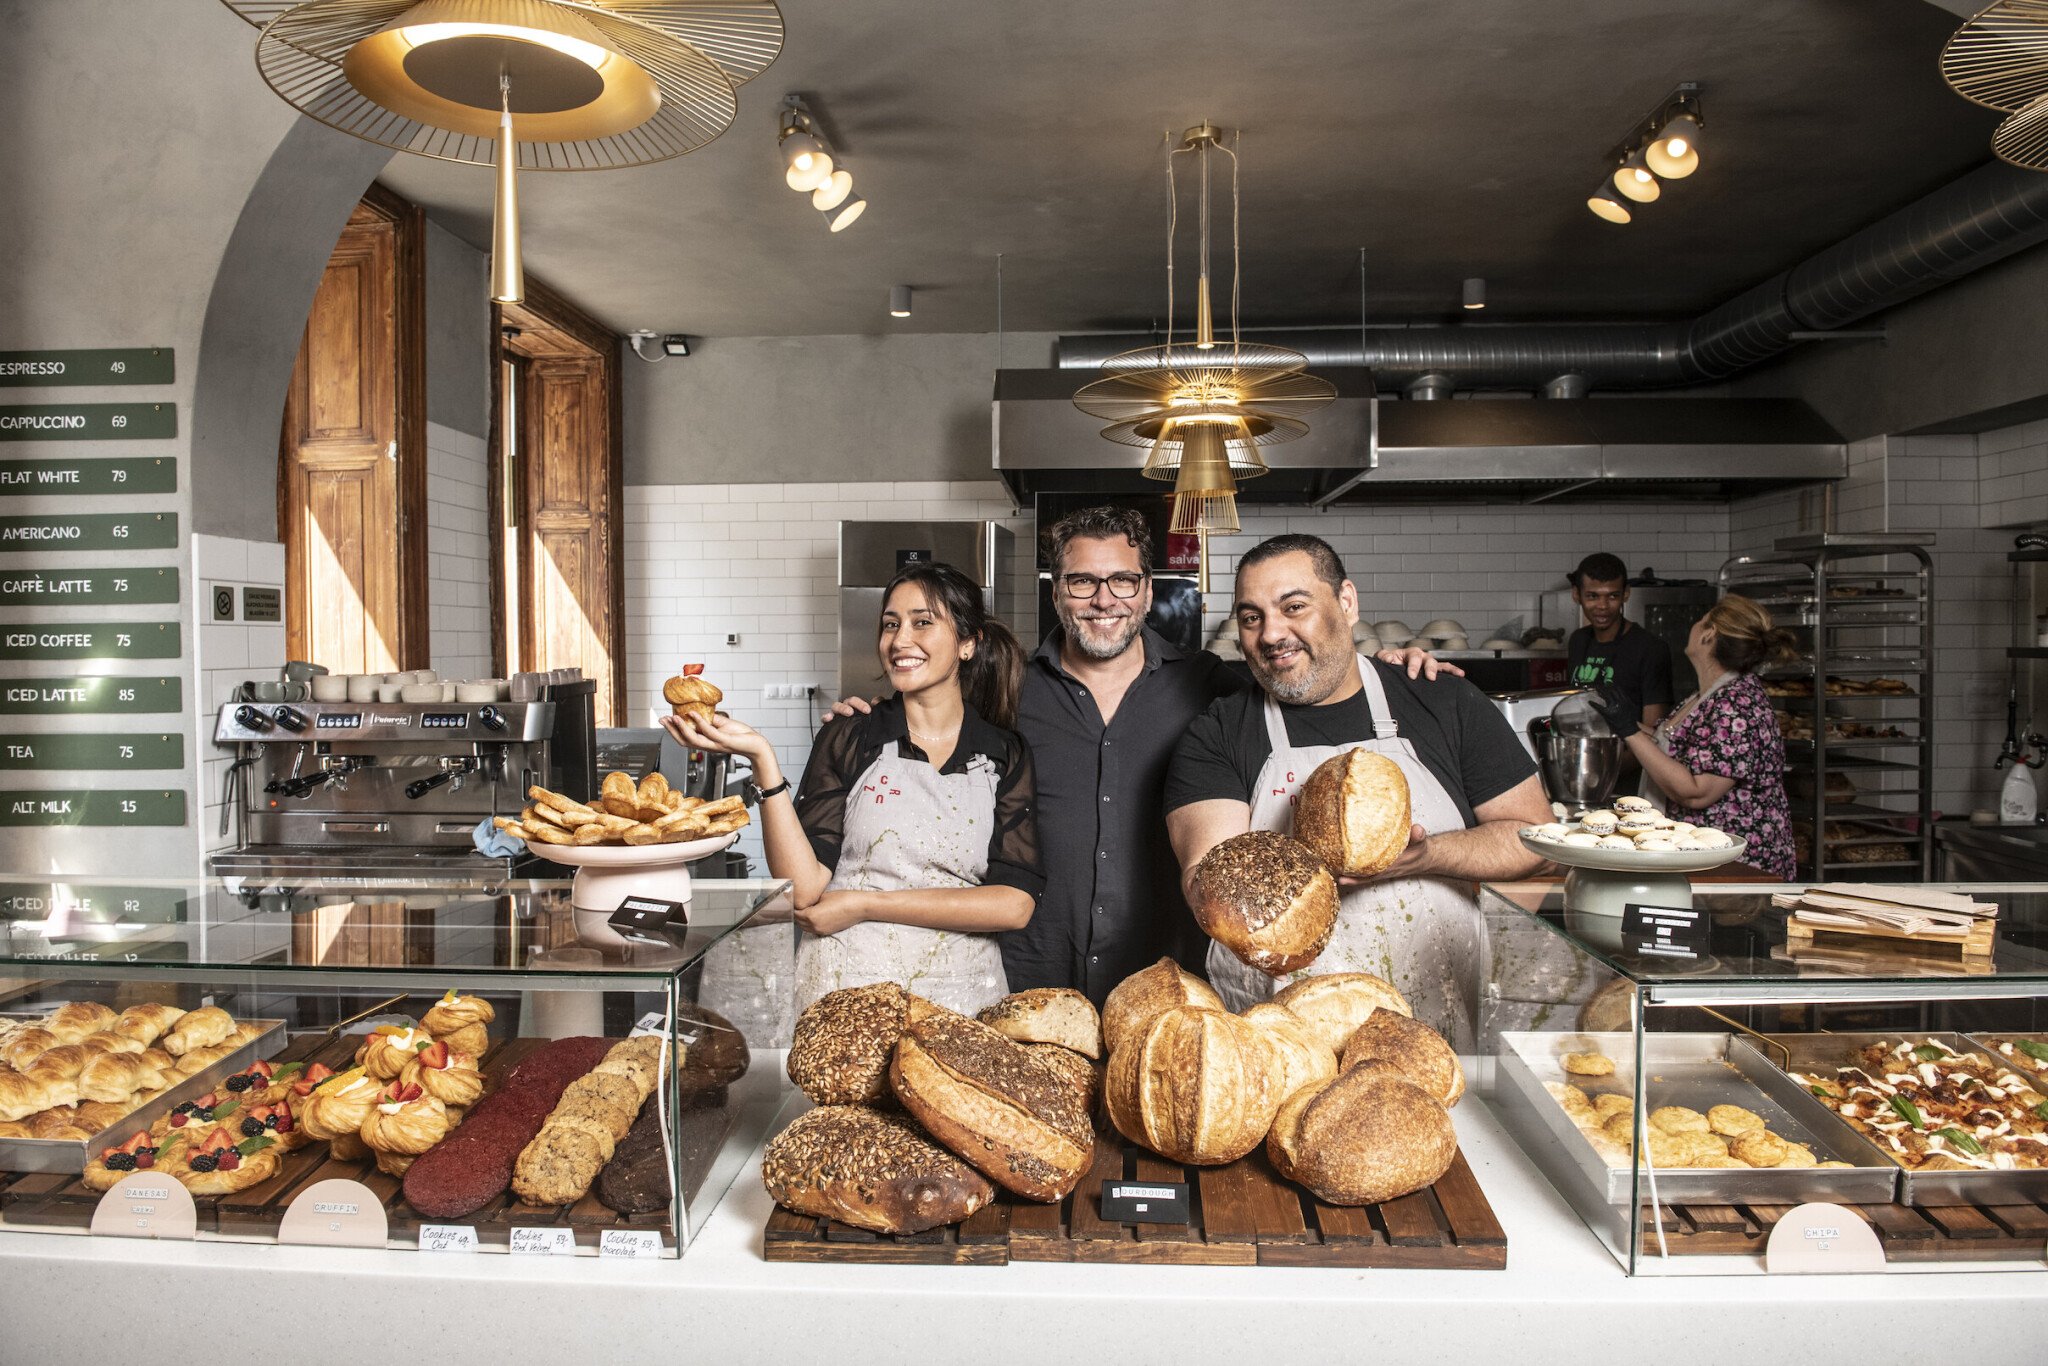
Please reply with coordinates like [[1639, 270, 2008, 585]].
[[208, 680, 596, 879]]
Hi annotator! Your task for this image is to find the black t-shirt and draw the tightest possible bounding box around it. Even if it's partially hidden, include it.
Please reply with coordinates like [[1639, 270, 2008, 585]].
[[1567, 622, 1675, 709], [1164, 660, 1538, 825], [794, 695, 1044, 897]]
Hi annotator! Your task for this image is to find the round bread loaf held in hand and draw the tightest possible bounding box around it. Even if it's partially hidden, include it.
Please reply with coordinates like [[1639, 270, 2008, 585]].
[[977, 988, 1103, 1060], [1100, 957, 1223, 1056], [1191, 831, 1339, 975], [1105, 1006, 1282, 1165], [1293, 749, 1411, 876], [1238, 1002, 1339, 1106], [1271, 972, 1412, 1055], [762, 1105, 996, 1234], [1266, 1060, 1457, 1205], [787, 981, 911, 1106], [1339, 1010, 1464, 1107]]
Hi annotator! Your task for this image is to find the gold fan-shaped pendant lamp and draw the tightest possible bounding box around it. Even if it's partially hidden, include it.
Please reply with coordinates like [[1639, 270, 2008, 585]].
[[221, 0, 784, 299], [1940, 0, 2048, 170]]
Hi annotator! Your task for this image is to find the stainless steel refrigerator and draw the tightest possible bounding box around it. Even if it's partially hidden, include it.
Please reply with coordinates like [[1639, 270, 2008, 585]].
[[838, 521, 1014, 700]]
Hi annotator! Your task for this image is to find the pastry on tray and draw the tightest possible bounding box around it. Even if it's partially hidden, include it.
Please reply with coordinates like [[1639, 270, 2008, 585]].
[[356, 1024, 435, 1080], [1795, 1037, 2048, 1172], [82, 1130, 172, 1192], [422, 989, 495, 1057], [359, 1081, 452, 1177], [298, 1067, 380, 1161], [166, 1123, 281, 1196], [161, 1006, 235, 1056], [401, 1041, 486, 1110]]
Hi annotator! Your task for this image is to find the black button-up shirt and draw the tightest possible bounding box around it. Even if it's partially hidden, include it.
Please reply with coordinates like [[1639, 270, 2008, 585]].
[[1000, 626, 1244, 1004]]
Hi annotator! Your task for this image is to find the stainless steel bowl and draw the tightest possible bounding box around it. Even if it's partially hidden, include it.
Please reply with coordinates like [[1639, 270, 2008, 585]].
[[1529, 719, 1624, 808]]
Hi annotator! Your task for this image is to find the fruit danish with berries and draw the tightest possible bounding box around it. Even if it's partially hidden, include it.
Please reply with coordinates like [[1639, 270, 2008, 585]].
[[168, 1123, 281, 1195], [82, 1130, 173, 1192]]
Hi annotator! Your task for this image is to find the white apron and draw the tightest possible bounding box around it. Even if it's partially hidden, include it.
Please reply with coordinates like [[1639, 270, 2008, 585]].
[[792, 744, 1010, 1018], [1207, 656, 1484, 1050]]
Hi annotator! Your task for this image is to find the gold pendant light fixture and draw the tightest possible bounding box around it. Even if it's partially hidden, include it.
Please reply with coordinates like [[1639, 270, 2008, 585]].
[[1941, 1, 2048, 171], [220, 0, 785, 301], [1073, 123, 1335, 589]]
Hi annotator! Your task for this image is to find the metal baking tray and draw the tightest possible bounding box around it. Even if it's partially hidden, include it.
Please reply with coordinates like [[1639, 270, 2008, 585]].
[[1965, 1032, 2048, 1092], [1753, 1031, 2048, 1207], [1497, 1031, 1898, 1207], [0, 1018, 286, 1174]]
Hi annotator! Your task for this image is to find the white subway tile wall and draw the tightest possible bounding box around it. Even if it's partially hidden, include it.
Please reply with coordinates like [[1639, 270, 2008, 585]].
[[1977, 419, 2048, 529], [426, 421, 493, 682], [191, 533, 287, 857]]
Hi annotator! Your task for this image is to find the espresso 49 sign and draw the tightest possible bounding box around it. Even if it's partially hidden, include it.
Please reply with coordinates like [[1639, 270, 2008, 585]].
[[0, 512, 176, 551], [0, 349, 174, 387], [0, 789, 185, 827], [0, 623, 179, 660], [0, 676, 180, 713], [0, 567, 176, 605]]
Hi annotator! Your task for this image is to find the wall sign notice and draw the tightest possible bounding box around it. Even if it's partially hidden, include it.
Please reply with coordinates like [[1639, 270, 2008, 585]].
[[242, 586, 280, 622], [0, 512, 176, 551], [0, 402, 175, 441], [0, 567, 177, 606], [0, 456, 176, 495], [0, 733, 182, 771], [0, 623, 179, 660], [0, 881, 190, 923], [0, 676, 180, 713], [0, 788, 186, 827], [0, 348, 174, 388]]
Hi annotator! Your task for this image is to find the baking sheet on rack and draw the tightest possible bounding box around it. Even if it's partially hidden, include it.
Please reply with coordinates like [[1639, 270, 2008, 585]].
[[1497, 1031, 1897, 1206], [0, 1018, 286, 1174]]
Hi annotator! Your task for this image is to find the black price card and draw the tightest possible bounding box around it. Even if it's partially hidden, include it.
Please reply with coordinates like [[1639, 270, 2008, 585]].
[[1622, 902, 1709, 958], [1100, 1180, 1191, 1225], [0, 456, 176, 495], [608, 894, 688, 935], [0, 349, 174, 387]]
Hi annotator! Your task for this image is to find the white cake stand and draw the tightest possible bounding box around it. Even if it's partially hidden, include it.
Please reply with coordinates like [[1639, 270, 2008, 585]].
[[527, 832, 741, 914], [1518, 830, 1749, 918]]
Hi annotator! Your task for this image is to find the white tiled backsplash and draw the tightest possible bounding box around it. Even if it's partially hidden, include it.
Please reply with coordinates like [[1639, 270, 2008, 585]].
[[1978, 418, 2048, 529], [427, 421, 493, 682], [191, 532, 287, 856]]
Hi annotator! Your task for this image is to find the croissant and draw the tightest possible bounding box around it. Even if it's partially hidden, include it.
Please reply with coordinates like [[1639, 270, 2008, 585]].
[[0, 1070, 55, 1122], [161, 1006, 234, 1056], [0, 1120, 31, 1138], [400, 1047, 485, 1109], [0, 1027, 58, 1071], [357, 1026, 434, 1080], [358, 1083, 450, 1176], [421, 990, 495, 1037], [172, 1042, 239, 1077], [25, 1044, 89, 1081], [74, 1100, 129, 1131], [299, 1071, 381, 1161], [79, 1031, 145, 1057], [79, 1049, 170, 1103], [45, 1002, 120, 1044], [112, 1003, 186, 1046]]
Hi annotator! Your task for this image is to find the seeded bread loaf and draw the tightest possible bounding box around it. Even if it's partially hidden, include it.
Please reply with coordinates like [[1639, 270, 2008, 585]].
[[1023, 1044, 1102, 1117], [761, 1105, 994, 1234], [1292, 749, 1411, 877], [1191, 831, 1339, 975], [787, 982, 910, 1106], [977, 988, 1103, 1060]]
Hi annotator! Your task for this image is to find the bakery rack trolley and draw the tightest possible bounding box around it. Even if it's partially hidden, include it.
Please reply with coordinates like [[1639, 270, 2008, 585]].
[[1720, 533, 1934, 881]]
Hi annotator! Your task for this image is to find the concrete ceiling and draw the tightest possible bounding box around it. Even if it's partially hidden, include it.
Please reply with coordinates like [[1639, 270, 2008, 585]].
[[375, 0, 2003, 339]]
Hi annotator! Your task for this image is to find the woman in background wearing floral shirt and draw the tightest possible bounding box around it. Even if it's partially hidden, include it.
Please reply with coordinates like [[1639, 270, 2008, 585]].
[[1618, 595, 1799, 878]]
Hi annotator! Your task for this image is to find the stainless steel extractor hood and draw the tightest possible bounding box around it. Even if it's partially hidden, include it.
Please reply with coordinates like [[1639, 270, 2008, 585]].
[[993, 366, 1845, 506]]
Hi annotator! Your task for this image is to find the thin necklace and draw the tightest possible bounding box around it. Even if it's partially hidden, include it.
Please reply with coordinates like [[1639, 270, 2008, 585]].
[[907, 724, 959, 745]]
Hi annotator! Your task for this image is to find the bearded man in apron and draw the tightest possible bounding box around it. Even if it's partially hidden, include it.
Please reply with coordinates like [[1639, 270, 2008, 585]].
[[1164, 534, 1554, 1050]]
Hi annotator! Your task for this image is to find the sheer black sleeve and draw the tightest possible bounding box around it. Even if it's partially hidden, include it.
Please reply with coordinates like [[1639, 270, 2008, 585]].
[[982, 733, 1045, 898], [792, 713, 868, 872]]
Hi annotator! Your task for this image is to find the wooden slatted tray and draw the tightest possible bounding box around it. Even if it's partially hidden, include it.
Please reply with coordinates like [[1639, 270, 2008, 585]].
[[764, 1133, 1508, 1268], [1646, 1196, 2048, 1261], [0, 1033, 689, 1250]]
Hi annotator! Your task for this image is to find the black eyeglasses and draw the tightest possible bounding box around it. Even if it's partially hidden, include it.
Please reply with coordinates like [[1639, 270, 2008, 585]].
[[1059, 572, 1147, 600]]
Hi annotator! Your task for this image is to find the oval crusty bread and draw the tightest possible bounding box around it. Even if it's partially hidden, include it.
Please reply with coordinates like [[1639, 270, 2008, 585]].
[[977, 988, 1103, 1060], [761, 1105, 995, 1234], [787, 982, 911, 1106], [1105, 1006, 1281, 1165], [1266, 1060, 1457, 1205], [1101, 958, 1223, 1057], [1191, 831, 1339, 976], [1292, 749, 1411, 877], [888, 1008, 1093, 1202], [1272, 972, 1412, 1055], [1238, 1002, 1339, 1106], [1339, 1009, 1464, 1108]]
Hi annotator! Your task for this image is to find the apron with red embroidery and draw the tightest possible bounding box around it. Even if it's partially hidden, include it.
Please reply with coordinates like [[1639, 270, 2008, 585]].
[[793, 745, 1010, 1017]]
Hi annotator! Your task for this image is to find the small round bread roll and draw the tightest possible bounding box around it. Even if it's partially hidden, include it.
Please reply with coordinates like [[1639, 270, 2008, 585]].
[[1561, 1051, 1615, 1076], [1190, 831, 1339, 976], [1101, 958, 1222, 1056], [1340, 1010, 1464, 1107], [1707, 1104, 1765, 1137], [786, 981, 911, 1106], [1729, 1129, 1789, 1167], [1291, 749, 1411, 877], [1649, 1105, 1710, 1135], [1238, 1002, 1338, 1106], [1266, 1061, 1457, 1205], [1592, 1092, 1634, 1119], [1271, 972, 1411, 1055]]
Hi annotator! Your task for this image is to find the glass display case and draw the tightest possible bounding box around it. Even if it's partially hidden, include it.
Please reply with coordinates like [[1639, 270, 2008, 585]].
[[0, 873, 795, 1258], [1483, 881, 2048, 1275]]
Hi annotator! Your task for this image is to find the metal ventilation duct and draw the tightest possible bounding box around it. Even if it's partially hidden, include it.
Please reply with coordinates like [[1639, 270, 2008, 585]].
[[1055, 162, 2048, 390]]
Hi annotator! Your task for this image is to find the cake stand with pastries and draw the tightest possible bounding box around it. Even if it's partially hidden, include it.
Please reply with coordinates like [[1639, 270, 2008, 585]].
[[1520, 800, 1748, 920]]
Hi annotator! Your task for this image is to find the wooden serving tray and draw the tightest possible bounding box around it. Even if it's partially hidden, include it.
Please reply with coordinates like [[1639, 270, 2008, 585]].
[[764, 1133, 1506, 1269], [1644, 1196, 2048, 1262]]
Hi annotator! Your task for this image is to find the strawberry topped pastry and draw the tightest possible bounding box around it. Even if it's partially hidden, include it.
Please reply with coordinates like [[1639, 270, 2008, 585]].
[[357, 1024, 435, 1081], [169, 1122, 281, 1195], [421, 989, 495, 1058], [357, 1080, 451, 1176], [663, 664, 722, 724], [83, 1129, 173, 1192], [400, 1040, 485, 1112], [298, 1066, 377, 1161]]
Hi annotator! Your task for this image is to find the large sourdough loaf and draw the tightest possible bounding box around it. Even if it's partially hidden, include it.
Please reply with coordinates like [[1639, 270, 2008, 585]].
[[1272, 972, 1412, 1055], [1191, 831, 1339, 975], [1292, 749, 1411, 877], [1104, 1006, 1281, 1165], [1238, 1002, 1339, 1107], [977, 988, 1102, 1060], [1100, 957, 1222, 1056], [1266, 1060, 1457, 1205], [1339, 1009, 1465, 1107]]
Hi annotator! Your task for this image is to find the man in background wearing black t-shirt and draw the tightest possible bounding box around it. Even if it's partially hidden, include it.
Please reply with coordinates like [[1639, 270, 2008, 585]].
[[1164, 534, 1551, 1047], [1567, 552, 1674, 729]]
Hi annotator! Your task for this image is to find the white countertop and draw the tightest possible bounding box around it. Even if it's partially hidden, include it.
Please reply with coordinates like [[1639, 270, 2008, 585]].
[[3, 1092, 2042, 1365]]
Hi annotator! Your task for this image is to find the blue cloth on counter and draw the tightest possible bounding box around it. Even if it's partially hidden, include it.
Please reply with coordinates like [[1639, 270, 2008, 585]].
[[473, 818, 524, 858]]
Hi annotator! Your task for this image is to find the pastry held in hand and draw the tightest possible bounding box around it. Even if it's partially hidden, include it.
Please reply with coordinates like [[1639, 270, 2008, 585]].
[[1100, 957, 1223, 1057], [358, 1080, 451, 1176], [401, 1042, 485, 1109], [1105, 1006, 1281, 1165], [1292, 748, 1411, 876], [1266, 1060, 1457, 1205], [663, 663, 723, 722], [762, 1104, 996, 1235], [1191, 831, 1339, 976]]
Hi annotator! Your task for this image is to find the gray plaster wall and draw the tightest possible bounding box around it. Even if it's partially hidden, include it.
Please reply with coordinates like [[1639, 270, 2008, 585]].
[[625, 331, 1056, 484], [426, 219, 491, 439]]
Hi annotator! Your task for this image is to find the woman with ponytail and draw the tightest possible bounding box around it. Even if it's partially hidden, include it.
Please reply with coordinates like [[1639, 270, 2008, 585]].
[[664, 561, 1040, 1014], [1602, 594, 1800, 878]]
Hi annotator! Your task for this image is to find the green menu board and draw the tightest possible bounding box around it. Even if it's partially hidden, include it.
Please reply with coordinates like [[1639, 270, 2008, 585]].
[[0, 880, 190, 923], [0, 349, 174, 388], [0, 403, 176, 441], [0, 789, 186, 826], [0, 456, 177, 495], [0, 623, 179, 660], [0, 567, 177, 605], [0, 733, 182, 770], [0, 511, 176, 550], [0, 677, 181, 713]]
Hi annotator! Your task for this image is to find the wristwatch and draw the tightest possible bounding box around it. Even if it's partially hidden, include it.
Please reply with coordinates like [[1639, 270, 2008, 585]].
[[748, 777, 791, 804]]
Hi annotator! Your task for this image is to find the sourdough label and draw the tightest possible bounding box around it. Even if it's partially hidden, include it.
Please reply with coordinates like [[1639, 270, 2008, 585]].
[[1101, 1179, 1191, 1224]]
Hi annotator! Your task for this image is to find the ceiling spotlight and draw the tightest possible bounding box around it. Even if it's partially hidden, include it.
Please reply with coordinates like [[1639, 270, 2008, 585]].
[[1645, 111, 1702, 179], [811, 169, 853, 211], [1586, 181, 1633, 223], [822, 194, 866, 232], [783, 136, 833, 190], [627, 331, 693, 362], [1461, 277, 1486, 310], [1612, 148, 1661, 203], [889, 285, 912, 318]]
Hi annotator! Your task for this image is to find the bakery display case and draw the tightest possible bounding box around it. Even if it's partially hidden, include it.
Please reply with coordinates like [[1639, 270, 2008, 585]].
[[1482, 880, 2048, 1275], [0, 873, 794, 1258]]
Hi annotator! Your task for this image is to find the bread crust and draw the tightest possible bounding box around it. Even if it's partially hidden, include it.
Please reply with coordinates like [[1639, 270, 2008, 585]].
[[1266, 1060, 1457, 1205], [1338, 1010, 1464, 1107], [1293, 749, 1411, 877], [1238, 1002, 1339, 1106], [977, 989, 1103, 1060], [1271, 973, 1412, 1054], [1191, 832, 1338, 975], [762, 1105, 994, 1234], [1100, 958, 1223, 1056], [1104, 1006, 1281, 1165], [788, 982, 911, 1106]]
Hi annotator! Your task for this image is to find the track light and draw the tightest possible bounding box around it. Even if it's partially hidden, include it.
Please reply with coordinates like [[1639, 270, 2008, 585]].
[[1612, 148, 1661, 203], [889, 285, 912, 318], [1461, 277, 1486, 310], [1586, 181, 1633, 223], [779, 94, 865, 230], [1645, 111, 1702, 179], [811, 169, 853, 211], [1586, 84, 1702, 222], [822, 195, 866, 232]]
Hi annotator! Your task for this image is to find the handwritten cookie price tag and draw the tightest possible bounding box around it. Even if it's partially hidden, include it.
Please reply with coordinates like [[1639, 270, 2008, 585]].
[[510, 1226, 578, 1256], [418, 1223, 480, 1254], [598, 1228, 664, 1260]]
